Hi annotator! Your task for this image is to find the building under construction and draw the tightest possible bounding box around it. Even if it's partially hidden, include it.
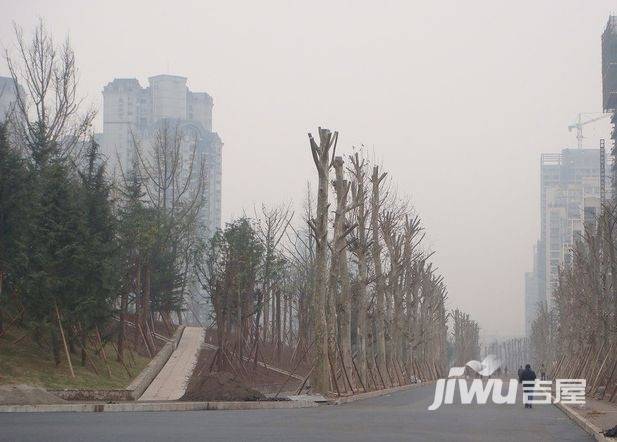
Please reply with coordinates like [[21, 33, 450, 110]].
[[603, 16, 617, 112], [525, 149, 605, 335]]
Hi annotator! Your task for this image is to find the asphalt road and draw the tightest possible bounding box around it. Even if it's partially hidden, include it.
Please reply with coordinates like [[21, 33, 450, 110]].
[[0, 384, 592, 442]]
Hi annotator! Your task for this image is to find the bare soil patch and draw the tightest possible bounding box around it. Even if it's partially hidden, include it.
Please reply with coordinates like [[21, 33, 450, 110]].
[[180, 347, 303, 401], [181, 371, 265, 402]]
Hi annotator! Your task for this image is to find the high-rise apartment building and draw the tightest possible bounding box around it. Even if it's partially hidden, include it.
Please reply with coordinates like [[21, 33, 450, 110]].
[[525, 148, 604, 333], [101, 74, 222, 238]]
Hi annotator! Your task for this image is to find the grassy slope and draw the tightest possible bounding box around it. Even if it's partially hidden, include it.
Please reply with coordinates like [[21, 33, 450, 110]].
[[0, 327, 151, 389]]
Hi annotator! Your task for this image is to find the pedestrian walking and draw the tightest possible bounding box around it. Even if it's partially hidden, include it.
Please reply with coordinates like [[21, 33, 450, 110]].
[[519, 364, 537, 408]]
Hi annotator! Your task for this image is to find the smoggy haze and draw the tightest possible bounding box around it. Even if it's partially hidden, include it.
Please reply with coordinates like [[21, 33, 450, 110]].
[[1, 0, 614, 339]]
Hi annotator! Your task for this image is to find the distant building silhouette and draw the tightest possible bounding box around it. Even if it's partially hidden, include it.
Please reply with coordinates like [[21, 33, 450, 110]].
[[0, 76, 24, 123]]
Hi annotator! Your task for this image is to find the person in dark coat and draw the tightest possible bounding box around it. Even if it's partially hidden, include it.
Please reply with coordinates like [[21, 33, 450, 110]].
[[519, 364, 537, 408]]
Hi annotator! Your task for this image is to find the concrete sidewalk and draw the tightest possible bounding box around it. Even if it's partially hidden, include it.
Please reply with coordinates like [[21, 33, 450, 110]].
[[138, 327, 204, 401], [556, 398, 617, 441]]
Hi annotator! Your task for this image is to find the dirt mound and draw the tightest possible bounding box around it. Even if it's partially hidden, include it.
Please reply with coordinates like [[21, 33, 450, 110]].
[[0, 384, 66, 405], [181, 372, 266, 402], [186, 347, 303, 395]]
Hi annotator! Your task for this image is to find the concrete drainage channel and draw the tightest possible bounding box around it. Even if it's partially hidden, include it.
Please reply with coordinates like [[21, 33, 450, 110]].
[[0, 383, 428, 413]]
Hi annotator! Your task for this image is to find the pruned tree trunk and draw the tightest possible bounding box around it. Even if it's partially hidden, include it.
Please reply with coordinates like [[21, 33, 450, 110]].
[[349, 153, 369, 385], [308, 127, 337, 394], [331, 156, 354, 388], [370, 165, 388, 383]]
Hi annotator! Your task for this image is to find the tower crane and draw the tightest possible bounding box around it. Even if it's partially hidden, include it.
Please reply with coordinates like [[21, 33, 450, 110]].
[[568, 113, 610, 149]]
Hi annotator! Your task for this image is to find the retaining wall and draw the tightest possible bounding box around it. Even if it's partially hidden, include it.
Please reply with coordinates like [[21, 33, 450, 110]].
[[49, 389, 133, 402]]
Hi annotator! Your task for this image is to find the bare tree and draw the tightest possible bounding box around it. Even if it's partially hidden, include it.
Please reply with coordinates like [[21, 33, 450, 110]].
[[129, 121, 206, 352], [451, 309, 480, 367], [5, 19, 94, 163], [370, 165, 388, 383], [253, 204, 293, 363], [402, 215, 423, 375]]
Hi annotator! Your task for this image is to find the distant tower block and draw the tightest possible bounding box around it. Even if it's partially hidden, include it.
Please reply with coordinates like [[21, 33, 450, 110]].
[[602, 16, 617, 111]]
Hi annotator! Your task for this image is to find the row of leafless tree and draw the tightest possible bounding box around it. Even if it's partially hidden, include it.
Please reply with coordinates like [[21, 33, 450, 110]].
[[484, 337, 530, 374], [197, 129, 452, 394], [531, 200, 617, 400], [451, 309, 480, 368], [189, 137, 451, 394], [305, 128, 449, 394]]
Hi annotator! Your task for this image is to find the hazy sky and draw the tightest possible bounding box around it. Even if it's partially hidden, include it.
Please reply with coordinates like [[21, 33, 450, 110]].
[[2, 0, 615, 339]]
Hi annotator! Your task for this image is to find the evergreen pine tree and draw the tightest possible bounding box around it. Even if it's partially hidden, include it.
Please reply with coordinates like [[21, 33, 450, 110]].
[[0, 122, 30, 334], [73, 138, 118, 365]]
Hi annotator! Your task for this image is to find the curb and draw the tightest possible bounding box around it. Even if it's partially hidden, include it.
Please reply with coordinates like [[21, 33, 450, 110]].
[[0, 382, 434, 413], [333, 382, 430, 405], [554, 401, 611, 442], [0, 399, 319, 413]]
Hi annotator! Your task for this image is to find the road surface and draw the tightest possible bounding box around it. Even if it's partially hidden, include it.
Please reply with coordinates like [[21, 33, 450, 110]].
[[0, 383, 592, 441], [139, 326, 204, 401]]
